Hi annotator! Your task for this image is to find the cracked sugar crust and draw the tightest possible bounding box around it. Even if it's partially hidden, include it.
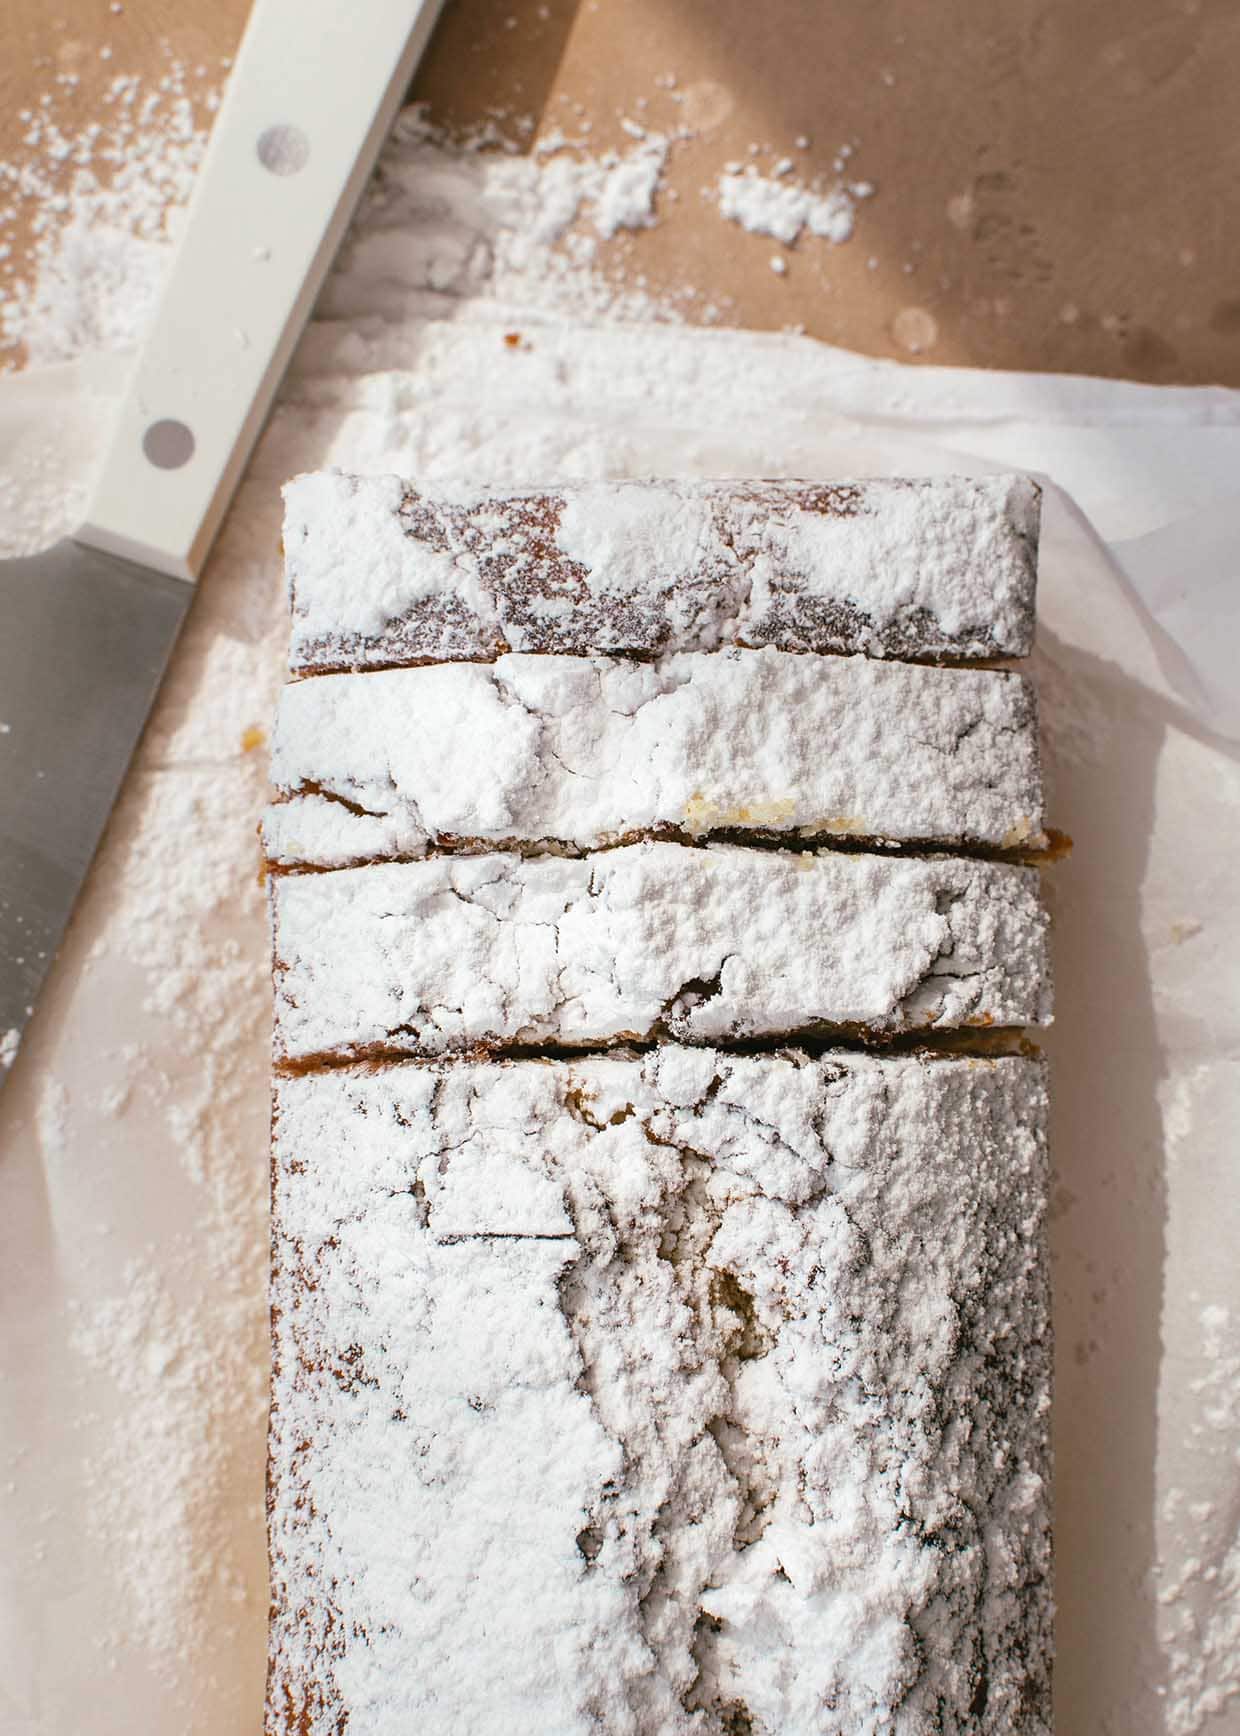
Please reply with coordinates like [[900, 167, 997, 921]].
[[269, 841, 1052, 1065], [264, 647, 1046, 868], [268, 1048, 1052, 1736], [282, 472, 1039, 672]]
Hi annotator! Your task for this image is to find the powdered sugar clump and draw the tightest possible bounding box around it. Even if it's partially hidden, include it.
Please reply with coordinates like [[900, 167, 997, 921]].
[[716, 165, 875, 248], [590, 131, 668, 238], [0, 1027, 20, 1070]]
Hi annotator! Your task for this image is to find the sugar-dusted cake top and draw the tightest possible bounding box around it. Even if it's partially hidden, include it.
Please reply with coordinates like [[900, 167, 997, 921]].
[[282, 472, 1040, 672]]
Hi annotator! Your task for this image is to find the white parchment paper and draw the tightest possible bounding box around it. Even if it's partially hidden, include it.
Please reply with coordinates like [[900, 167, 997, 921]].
[[1, 320, 1238, 1736]]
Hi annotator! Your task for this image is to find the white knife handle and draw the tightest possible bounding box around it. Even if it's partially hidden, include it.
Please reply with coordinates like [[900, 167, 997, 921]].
[[78, 0, 444, 582]]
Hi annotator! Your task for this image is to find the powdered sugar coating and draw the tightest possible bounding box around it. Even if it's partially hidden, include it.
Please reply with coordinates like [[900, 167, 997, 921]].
[[264, 648, 1046, 866], [270, 842, 1051, 1064], [282, 473, 1040, 671], [268, 1049, 1052, 1734]]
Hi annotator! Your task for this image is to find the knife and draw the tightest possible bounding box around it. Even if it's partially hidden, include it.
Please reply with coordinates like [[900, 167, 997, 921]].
[[0, 0, 445, 1079]]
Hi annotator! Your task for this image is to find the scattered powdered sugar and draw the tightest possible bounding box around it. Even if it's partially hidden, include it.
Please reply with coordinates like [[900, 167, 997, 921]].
[[0, 40, 897, 416], [35, 1073, 69, 1156], [0, 62, 215, 365], [1, 79, 880, 370], [320, 108, 685, 330], [715, 164, 875, 248], [0, 1026, 20, 1070], [1, 88, 679, 368], [68, 1239, 267, 1676]]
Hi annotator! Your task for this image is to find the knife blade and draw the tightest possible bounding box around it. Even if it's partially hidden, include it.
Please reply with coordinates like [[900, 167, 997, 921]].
[[0, 0, 445, 1081], [0, 543, 189, 1050]]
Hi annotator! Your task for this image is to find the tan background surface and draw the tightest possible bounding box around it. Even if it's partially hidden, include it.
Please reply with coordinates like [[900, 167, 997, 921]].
[[3, 0, 1240, 384]]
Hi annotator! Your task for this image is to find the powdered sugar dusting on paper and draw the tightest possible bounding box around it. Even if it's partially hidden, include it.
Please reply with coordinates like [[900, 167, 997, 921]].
[[48, 758, 274, 1706], [69, 1240, 267, 1674], [1156, 1300, 1240, 1735]]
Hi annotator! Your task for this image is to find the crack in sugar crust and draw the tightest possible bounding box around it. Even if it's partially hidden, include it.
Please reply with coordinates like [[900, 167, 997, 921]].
[[268, 841, 1052, 1065], [263, 647, 1046, 869], [281, 473, 1040, 672], [267, 1048, 1052, 1735]]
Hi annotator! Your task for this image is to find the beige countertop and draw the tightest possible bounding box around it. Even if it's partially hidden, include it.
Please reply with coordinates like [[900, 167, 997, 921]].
[[3, 0, 1239, 384]]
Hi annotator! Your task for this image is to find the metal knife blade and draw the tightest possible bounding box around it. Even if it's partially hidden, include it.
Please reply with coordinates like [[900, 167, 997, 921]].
[[0, 539, 190, 1058]]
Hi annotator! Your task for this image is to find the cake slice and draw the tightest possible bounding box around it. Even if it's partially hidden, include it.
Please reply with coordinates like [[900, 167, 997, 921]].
[[282, 472, 1040, 671], [270, 842, 1051, 1066], [267, 1048, 1052, 1736], [264, 647, 1045, 868]]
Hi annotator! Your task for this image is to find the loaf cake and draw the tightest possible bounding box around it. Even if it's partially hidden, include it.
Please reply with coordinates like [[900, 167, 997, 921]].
[[265, 472, 1054, 1735]]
